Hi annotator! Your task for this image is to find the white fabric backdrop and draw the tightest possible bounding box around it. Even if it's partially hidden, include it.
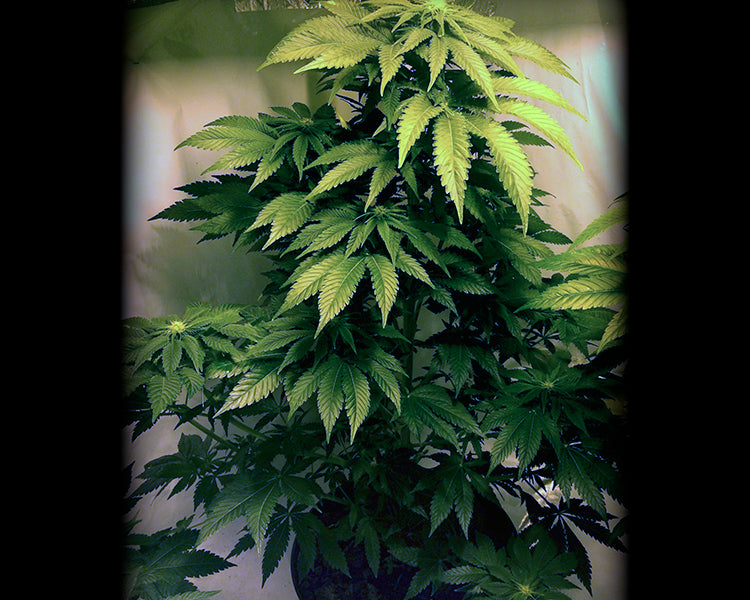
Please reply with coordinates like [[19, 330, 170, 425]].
[[122, 2, 627, 598]]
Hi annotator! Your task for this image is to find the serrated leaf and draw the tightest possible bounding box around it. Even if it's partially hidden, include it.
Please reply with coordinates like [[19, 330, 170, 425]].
[[504, 35, 578, 82], [366, 253, 399, 324], [216, 363, 282, 415], [464, 113, 533, 232], [520, 273, 623, 311], [394, 248, 433, 286], [260, 15, 377, 69], [455, 479, 474, 539], [175, 121, 273, 152], [432, 110, 471, 222], [495, 97, 583, 169], [162, 336, 183, 373], [397, 92, 444, 167], [556, 446, 607, 517], [147, 373, 183, 421], [492, 75, 585, 119], [262, 512, 290, 584], [316, 254, 368, 335], [250, 192, 312, 249], [317, 357, 346, 441], [379, 41, 405, 94], [279, 250, 344, 314], [341, 362, 371, 439], [598, 304, 627, 352], [364, 160, 398, 210], [570, 200, 627, 249], [286, 366, 322, 414], [426, 33, 448, 90], [198, 477, 255, 544], [307, 152, 382, 198], [446, 36, 499, 109]]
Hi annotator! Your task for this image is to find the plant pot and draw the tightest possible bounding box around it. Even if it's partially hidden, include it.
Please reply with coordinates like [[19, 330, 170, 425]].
[[290, 496, 515, 600]]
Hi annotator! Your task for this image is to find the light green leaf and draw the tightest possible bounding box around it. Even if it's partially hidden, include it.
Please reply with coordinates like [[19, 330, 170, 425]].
[[341, 362, 371, 439], [317, 357, 346, 441], [307, 152, 383, 198], [495, 97, 582, 169], [316, 254, 368, 335], [492, 75, 585, 119], [504, 34, 578, 82], [279, 251, 345, 314], [426, 33, 448, 90], [379, 41, 405, 94], [445, 36, 499, 109], [570, 200, 627, 249], [162, 336, 183, 373], [599, 304, 626, 352], [432, 110, 471, 222], [245, 479, 283, 550], [397, 92, 444, 167], [364, 160, 398, 210], [520, 273, 623, 311], [199, 476, 255, 544], [366, 253, 399, 324], [394, 248, 433, 287], [250, 192, 312, 249], [216, 363, 282, 415], [464, 113, 533, 232]]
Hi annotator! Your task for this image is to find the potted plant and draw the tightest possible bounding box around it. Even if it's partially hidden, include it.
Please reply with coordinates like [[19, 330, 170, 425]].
[[122, 1, 628, 598]]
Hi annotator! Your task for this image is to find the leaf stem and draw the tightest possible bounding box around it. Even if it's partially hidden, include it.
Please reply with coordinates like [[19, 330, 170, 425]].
[[185, 419, 241, 451]]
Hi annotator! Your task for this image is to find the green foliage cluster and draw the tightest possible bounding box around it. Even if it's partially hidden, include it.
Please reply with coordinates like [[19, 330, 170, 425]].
[[122, 1, 628, 598]]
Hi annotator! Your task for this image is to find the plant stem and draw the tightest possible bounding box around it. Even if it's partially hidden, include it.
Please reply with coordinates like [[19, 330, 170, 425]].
[[186, 419, 241, 451], [402, 292, 423, 390], [226, 415, 271, 442]]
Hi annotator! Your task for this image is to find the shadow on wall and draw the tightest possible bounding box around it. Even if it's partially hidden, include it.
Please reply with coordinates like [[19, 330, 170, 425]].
[[129, 225, 273, 316]]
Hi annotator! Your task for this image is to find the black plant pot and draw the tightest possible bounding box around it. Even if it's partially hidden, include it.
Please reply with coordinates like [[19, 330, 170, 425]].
[[290, 495, 515, 600]]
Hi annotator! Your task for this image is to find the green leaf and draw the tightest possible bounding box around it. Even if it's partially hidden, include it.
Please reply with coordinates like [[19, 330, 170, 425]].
[[394, 248, 433, 287], [495, 97, 583, 169], [504, 35, 579, 82], [464, 113, 533, 232], [445, 36, 498, 109], [216, 363, 282, 415], [198, 477, 256, 544], [397, 92, 444, 167], [162, 336, 183, 373], [555, 446, 607, 517], [341, 362, 371, 439], [489, 408, 545, 473], [569, 199, 627, 249], [366, 253, 399, 324], [147, 373, 183, 421], [598, 304, 626, 352], [260, 15, 378, 70], [432, 110, 471, 222], [379, 40, 405, 94], [520, 273, 623, 311], [250, 192, 312, 249], [279, 250, 344, 314], [316, 254, 368, 335], [245, 478, 283, 552], [317, 356, 346, 441], [365, 160, 398, 210], [492, 75, 585, 119], [307, 152, 383, 198], [262, 510, 291, 584], [426, 33, 448, 90]]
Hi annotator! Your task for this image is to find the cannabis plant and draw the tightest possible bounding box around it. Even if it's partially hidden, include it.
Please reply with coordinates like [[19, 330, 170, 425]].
[[122, 1, 628, 598]]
